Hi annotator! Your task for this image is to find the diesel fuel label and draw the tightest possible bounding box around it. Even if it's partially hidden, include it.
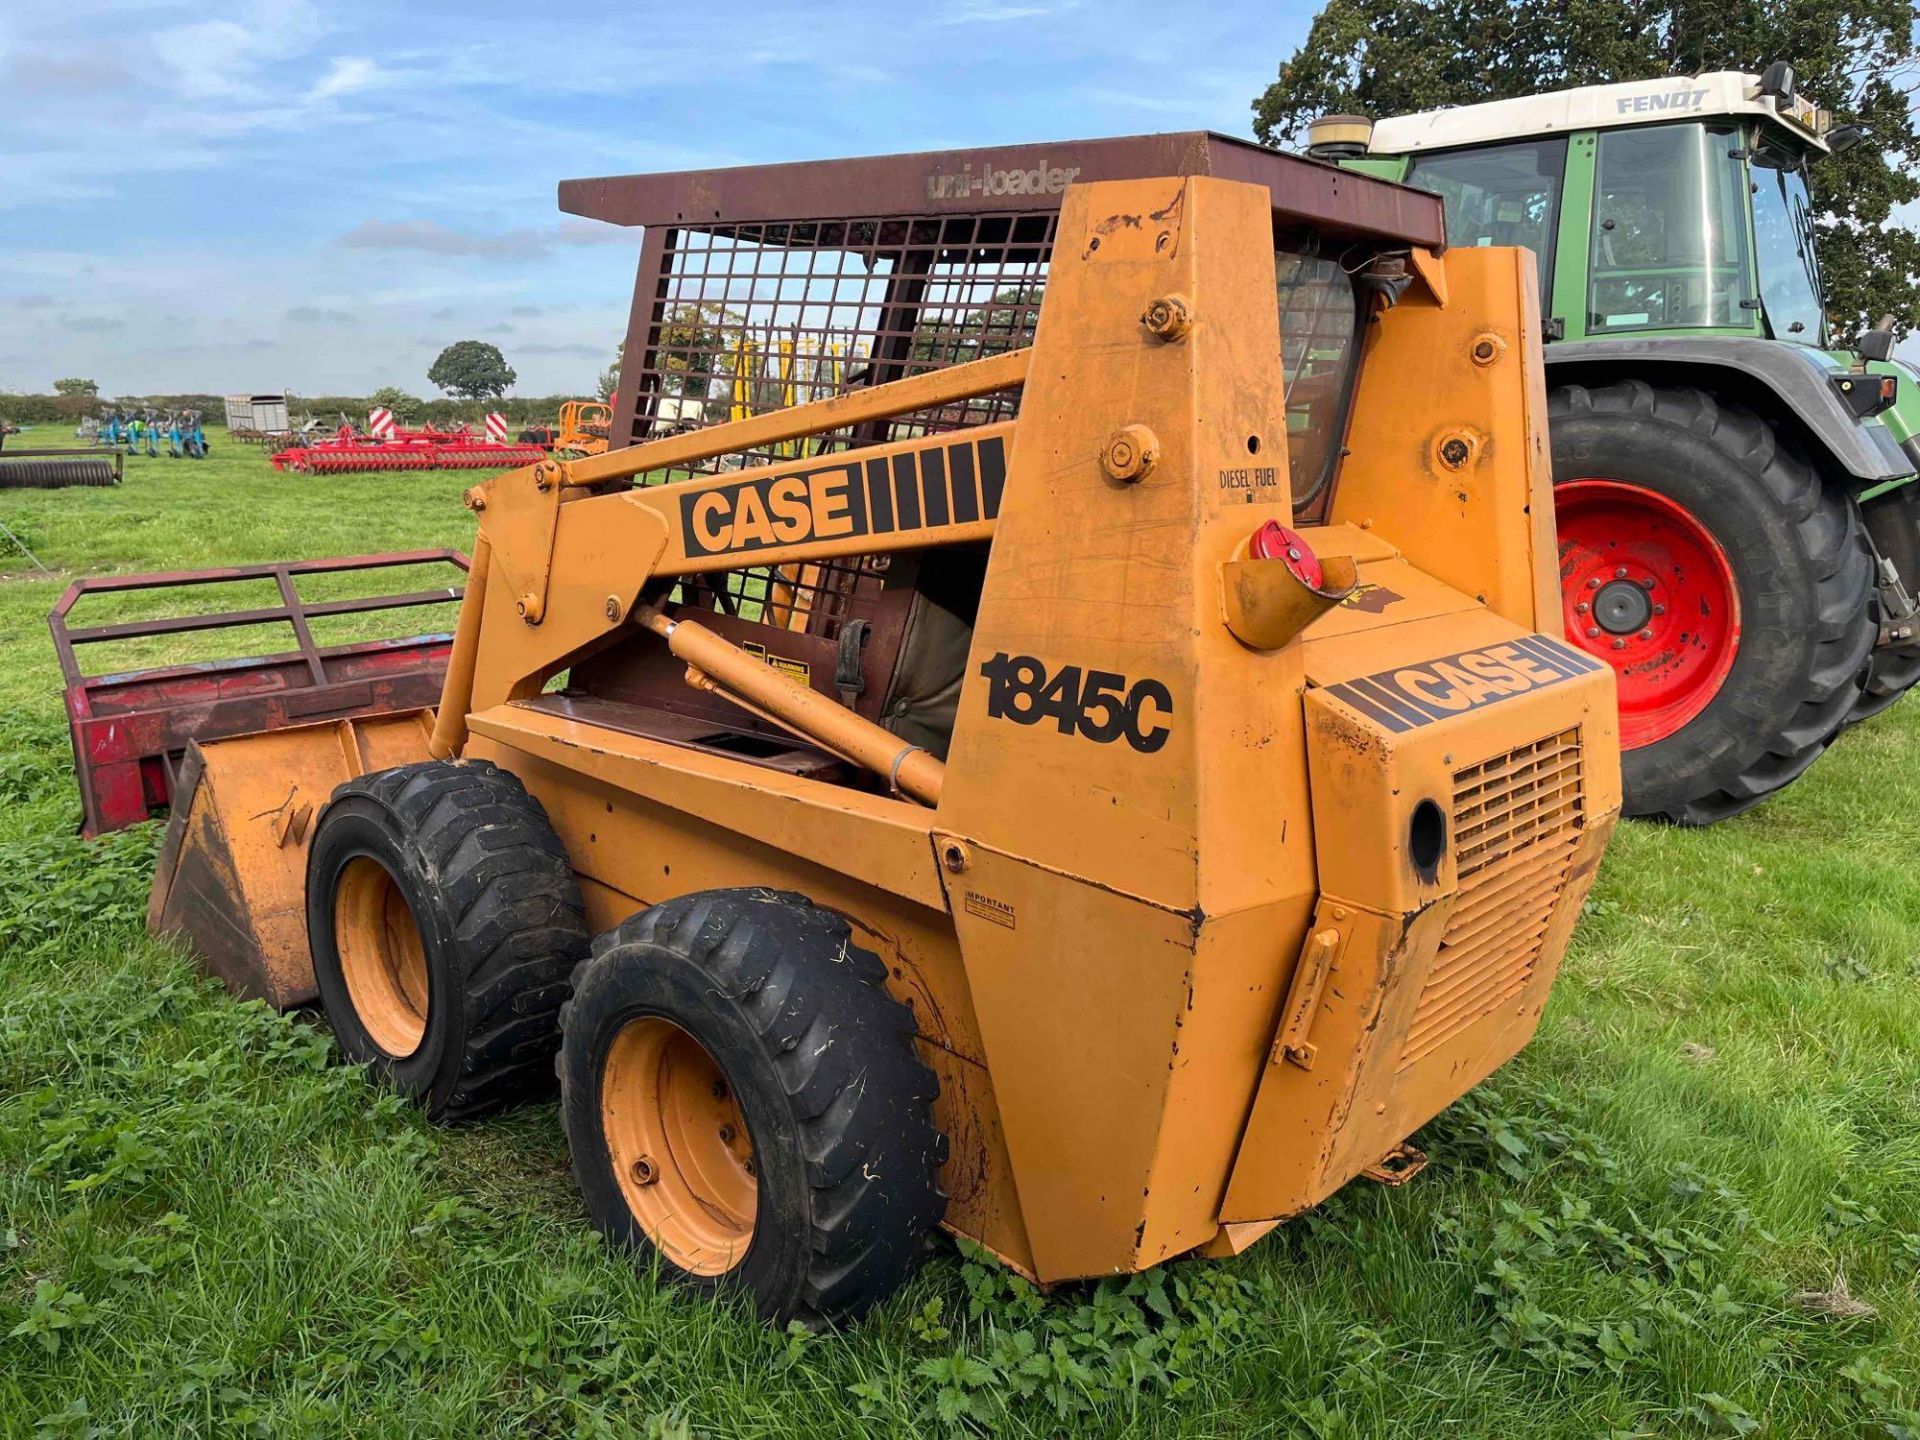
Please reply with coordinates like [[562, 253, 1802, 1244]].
[[1322, 637, 1603, 733], [679, 434, 1006, 558], [1218, 465, 1280, 495]]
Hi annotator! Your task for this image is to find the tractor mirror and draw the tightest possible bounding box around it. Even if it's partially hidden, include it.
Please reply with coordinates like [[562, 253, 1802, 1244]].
[[1759, 61, 1797, 104], [1858, 327, 1897, 363]]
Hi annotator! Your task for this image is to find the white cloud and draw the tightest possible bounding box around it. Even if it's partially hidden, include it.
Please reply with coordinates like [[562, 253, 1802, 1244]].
[[307, 56, 384, 103]]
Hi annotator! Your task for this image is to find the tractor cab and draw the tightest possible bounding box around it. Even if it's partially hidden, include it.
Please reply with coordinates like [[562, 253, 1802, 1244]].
[[1317, 67, 1859, 353], [1306, 69, 1920, 824]]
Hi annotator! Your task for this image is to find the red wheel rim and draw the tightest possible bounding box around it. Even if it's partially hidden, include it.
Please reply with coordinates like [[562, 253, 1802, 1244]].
[[1556, 479, 1741, 750]]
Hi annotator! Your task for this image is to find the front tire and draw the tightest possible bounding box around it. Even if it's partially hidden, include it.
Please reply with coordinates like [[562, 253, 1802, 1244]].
[[1551, 381, 1874, 825], [306, 759, 587, 1121], [559, 890, 946, 1327]]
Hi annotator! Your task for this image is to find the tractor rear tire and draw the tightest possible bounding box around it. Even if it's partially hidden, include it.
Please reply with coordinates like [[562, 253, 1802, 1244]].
[[558, 889, 946, 1327], [1846, 481, 1920, 726], [1550, 381, 1875, 825], [306, 759, 588, 1122]]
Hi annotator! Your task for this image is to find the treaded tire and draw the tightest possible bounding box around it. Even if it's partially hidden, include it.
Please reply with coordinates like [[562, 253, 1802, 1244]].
[[1847, 621, 1920, 726], [306, 758, 587, 1122], [559, 889, 946, 1328], [1551, 380, 1875, 825], [1847, 481, 1920, 727]]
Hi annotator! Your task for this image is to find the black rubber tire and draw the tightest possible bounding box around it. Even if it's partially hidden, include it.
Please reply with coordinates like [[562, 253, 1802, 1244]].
[[1847, 619, 1920, 726], [1551, 380, 1875, 825], [559, 889, 946, 1327], [1846, 481, 1920, 726], [306, 758, 588, 1122]]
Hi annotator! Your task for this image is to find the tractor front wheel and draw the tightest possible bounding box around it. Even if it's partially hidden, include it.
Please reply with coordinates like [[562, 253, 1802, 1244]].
[[1550, 381, 1874, 825], [306, 759, 588, 1121], [559, 890, 946, 1327]]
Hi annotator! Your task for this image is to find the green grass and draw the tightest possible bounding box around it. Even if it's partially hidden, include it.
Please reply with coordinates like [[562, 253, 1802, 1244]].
[[4, 431, 1920, 1437]]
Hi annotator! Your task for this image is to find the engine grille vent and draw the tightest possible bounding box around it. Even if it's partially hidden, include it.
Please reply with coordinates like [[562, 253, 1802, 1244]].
[[1399, 728, 1584, 1070]]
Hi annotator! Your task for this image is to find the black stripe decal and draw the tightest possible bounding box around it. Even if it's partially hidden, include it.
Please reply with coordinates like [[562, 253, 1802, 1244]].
[[1325, 681, 1413, 733], [978, 435, 1007, 517], [866, 456, 894, 534], [1356, 673, 1437, 727], [920, 446, 950, 527], [892, 452, 922, 530], [1506, 633, 1571, 679], [949, 443, 980, 523]]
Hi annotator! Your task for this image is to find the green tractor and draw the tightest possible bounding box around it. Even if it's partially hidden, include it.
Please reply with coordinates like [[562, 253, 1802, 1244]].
[[1311, 64, 1919, 824]]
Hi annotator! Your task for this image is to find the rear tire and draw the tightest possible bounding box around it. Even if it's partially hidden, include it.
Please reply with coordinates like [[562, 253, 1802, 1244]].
[[559, 889, 946, 1327], [1550, 381, 1874, 825], [306, 759, 587, 1122]]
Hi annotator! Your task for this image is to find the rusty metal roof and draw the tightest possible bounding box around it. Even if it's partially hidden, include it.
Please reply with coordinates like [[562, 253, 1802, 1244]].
[[558, 131, 1445, 252]]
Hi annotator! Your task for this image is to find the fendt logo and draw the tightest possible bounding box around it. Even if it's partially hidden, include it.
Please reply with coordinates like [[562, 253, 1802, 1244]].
[[1322, 638, 1604, 734], [1617, 87, 1709, 115], [926, 158, 1082, 203]]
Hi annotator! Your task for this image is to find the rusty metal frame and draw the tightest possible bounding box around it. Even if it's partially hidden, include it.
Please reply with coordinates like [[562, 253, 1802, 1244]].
[[51, 550, 469, 836]]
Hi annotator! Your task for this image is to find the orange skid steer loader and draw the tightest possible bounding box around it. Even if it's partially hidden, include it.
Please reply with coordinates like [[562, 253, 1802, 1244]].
[[149, 156, 1620, 1324]]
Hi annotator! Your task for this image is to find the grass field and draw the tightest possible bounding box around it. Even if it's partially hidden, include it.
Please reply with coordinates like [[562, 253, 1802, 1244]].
[[3, 427, 1920, 1438]]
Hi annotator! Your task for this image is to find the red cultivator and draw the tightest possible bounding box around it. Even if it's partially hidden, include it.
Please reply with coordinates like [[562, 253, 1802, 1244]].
[[50, 551, 467, 836], [270, 422, 547, 475]]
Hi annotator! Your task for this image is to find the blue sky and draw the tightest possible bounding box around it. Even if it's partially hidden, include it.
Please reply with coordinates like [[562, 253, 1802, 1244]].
[[0, 0, 1314, 398]]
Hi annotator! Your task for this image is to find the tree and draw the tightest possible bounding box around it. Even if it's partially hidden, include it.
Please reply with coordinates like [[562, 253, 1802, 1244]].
[[912, 287, 1044, 364], [367, 386, 421, 422], [656, 304, 738, 398], [1252, 0, 1920, 335], [596, 343, 622, 402], [51, 378, 98, 397], [427, 341, 517, 400]]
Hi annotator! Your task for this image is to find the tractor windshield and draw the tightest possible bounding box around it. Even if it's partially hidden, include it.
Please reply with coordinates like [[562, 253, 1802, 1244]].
[[1403, 138, 1567, 305], [1750, 145, 1827, 345], [1589, 123, 1752, 333]]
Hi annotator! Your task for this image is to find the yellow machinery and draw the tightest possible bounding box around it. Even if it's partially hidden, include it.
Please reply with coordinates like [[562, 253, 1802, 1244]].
[[555, 398, 613, 456], [150, 167, 1620, 1325]]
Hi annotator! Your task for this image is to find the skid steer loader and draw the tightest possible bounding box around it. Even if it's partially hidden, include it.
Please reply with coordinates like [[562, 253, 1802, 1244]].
[[149, 143, 1621, 1325]]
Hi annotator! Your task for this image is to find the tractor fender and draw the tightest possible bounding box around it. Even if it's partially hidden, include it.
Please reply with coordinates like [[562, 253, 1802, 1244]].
[[1543, 338, 1912, 487]]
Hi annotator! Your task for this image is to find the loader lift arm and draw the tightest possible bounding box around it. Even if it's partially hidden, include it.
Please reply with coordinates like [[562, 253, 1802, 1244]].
[[429, 348, 1035, 797]]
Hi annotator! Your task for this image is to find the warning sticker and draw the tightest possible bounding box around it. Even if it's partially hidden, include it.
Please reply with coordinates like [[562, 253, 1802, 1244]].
[[963, 891, 1017, 930], [742, 641, 812, 685]]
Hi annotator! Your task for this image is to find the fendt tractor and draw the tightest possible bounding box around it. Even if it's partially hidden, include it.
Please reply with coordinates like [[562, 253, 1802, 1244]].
[[129, 139, 1622, 1325], [1310, 65, 1920, 823]]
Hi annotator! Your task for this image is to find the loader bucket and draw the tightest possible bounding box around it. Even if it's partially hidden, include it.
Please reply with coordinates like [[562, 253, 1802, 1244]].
[[50, 551, 467, 836], [148, 710, 437, 1007]]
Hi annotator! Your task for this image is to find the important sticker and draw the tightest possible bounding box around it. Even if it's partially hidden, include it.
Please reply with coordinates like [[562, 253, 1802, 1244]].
[[1320, 636, 1603, 733]]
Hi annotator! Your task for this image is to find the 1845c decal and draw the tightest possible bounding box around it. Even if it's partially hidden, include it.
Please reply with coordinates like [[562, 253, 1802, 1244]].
[[979, 653, 1173, 753], [1323, 636, 1603, 733]]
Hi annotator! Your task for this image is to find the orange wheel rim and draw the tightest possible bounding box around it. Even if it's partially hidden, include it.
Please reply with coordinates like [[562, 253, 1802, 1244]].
[[602, 1016, 757, 1276], [334, 856, 430, 1057]]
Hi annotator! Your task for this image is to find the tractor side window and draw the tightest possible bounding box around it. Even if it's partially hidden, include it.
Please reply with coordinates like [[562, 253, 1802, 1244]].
[[1403, 138, 1566, 303], [1589, 123, 1752, 332], [1750, 148, 1826, 345], [1274, 246, 1362, 510]]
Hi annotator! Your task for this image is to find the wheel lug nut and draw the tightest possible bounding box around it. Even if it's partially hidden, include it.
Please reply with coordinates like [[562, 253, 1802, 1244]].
[[1653, 604, 1666, 616], [711, 1080, 727, 1100], [1575, 602, 1590, 615], [631, 1155, 659, 1187], [1587, 577, 1602, 589], [1638, 628, 1652, 640], [1611, 638, 1626, 650], [1641, 577, 1655, 590], [1614, 567, 1628, 579], [1585, 626, 1600, 638], [742, 1156, 756, 1177], [718, 1124, 736, 1145]]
